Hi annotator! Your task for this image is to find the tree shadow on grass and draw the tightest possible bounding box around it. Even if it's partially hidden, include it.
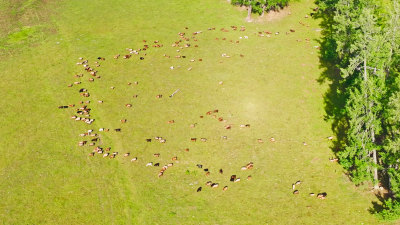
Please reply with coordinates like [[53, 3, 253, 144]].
[[369, 194, 385, 214], [312, 5, 348, 156]]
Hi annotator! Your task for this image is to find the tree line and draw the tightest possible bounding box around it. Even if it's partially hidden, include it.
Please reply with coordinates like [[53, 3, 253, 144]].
[[315, 0, 400, 220]]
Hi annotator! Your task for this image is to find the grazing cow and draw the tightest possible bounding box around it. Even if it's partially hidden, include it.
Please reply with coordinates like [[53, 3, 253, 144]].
[[133, 95, 138, 98], [206, 181, 212, 186], [200, 116, 204, 118], [153, 153, 160, 157], [124, 153, 130, 157], [172, 156, 178, 161], [223, 186, 228, 191], [293, 190, 299, 194], [310, 193, 315, 196], [327, 136, 334, 140], [159, 139, 166, 143], [167, 120, 175, 124], [115, 128, 121, 132], [146, 162, 153, 167], [205, 172, 210, 176], [218, 117, 224, 122], [190, 123, 196, 128], [154, 163, 160, 167], [247, 175, 252, 180], [225, 125, 231, 130], [185, 148, 189, 152], [230, 175, 236, 182], [270, 137, 276, 142], [329, 158, 338, 162], [201, 138, 207, 142], [257, 139, 264, 143], [167, 163, 173, 167], [219, 169, 223, 174], [234, 178, 241, 183], [125, 104, 132, 108], [211, 183, 219, 188], [146, 139, 152, 142], [121, 119, 127, 123], [246, 162, 254, 170], [131, 157, 138, 162], [89, 152, 95, 157], [295, 181, 301, 185], [196, 164, 203, 168], [103, 153, 109, 158], [123, 55, 131, 59], [105, 147, 111, 151], [204, 168, 209, 172], [156, 95, 162, 98], [114, 54, 120, 59], [197, 187, 202, 192], [292, 184, 296, 190], [191, 138, 197, 142], [317, 193, 327, 199], [206, 111, 212, 115]]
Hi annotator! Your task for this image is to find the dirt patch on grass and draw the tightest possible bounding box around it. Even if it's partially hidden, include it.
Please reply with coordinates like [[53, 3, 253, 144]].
[[0, 0, 59, 56], [255, 6, 292, 23]]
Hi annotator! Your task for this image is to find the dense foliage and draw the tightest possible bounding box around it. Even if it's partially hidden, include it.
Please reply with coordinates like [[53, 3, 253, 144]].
[[316, 0, 400, 220], [231, 0, 291, 15]]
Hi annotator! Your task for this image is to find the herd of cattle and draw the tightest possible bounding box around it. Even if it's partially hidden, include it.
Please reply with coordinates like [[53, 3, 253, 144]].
[[58, 25, 329, 198]]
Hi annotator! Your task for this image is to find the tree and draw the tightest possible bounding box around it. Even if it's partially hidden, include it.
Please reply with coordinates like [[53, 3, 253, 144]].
[[231, 0, 292, 19], [317, 0, 400, 220], [335, 3, 387, 187]]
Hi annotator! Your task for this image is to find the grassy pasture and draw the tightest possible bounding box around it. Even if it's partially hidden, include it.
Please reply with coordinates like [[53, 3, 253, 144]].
[[0, 0, 390, 224]]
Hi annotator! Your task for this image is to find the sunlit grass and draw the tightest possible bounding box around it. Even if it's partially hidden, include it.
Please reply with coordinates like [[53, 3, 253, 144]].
[[0, 0, 389, 224]]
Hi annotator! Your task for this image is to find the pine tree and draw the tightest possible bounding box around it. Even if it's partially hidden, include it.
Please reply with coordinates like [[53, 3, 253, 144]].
[[336, 5, 388, 187]]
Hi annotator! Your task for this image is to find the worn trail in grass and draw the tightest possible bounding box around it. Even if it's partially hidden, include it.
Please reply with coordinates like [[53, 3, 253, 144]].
[[0, 0, 384, 224]]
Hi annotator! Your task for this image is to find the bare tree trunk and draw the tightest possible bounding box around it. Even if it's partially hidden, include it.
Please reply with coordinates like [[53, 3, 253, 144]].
[[373, 149, 379, 189], [261, 5, 266, 17], [363, 58, 368, 81], [246, 1, 252, 22]]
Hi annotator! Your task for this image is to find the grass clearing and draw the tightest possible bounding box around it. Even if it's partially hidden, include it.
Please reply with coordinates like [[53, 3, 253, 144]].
[[0, 0, 391, 224]]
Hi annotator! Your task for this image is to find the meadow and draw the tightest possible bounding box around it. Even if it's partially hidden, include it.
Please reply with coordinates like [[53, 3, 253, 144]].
[[0, 0, 389, 224]]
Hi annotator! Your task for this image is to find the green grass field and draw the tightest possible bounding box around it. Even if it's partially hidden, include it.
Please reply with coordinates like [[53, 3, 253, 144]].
[[0, 0, 392, 224]]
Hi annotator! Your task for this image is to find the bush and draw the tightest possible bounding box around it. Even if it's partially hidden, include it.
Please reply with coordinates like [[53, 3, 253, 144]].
[[378, 198, 400, 221], [231, 0, 292, 15]]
